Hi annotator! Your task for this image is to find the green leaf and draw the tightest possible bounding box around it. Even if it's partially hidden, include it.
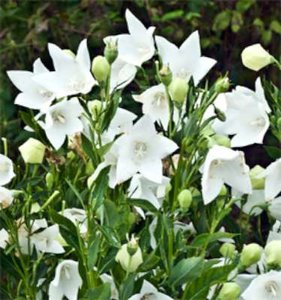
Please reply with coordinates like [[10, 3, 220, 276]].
[[119, 274, 135, 300], [192, 232, 237, 247], [85, 283, 111, 300], [212, 10, 232, 32], [231, 11, 243, 33], [167, 257, 204, 287], [236, 0, 255, 12], [128, 198, 158, 213], [270, 20, 281, 34], [87, 238, 100, 269], [98, 224, 121, 248], [161, 10, 184, 21], [139, 251, 160, 272], [264, 145, 281, 159]]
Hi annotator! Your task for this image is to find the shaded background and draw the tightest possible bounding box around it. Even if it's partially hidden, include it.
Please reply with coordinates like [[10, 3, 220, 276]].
[[0, 0, 280, 156]]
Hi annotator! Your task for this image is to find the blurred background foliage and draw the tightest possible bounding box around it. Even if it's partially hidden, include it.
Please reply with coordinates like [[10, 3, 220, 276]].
[[0, 0, 280, 151]]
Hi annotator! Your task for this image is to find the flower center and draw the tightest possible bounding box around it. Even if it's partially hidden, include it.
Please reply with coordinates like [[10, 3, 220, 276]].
[[134, 141, 147, 159], [153, 92, 166, 107], [250, 117, 266, 127], [141, 293, 155, 300], [68, 78, 86, 92], [52, 111, 66, 124], [39, 89, 53, 99], [62, 265, 71, 280], [265, 280, 280, 297], [176, 68, 191, 80]]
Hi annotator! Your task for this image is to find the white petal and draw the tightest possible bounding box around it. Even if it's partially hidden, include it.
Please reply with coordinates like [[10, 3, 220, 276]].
[[264, 158, 281, 200], [192, 56, 217, 85], [116, 156, 137, 184], [139, 159, 162, 183], [7, 70, 38, 92], [125, 9, 147, 38], [76, 39, 91, 70], [33, 58, 49, 74], [48, 43, 74, 71]]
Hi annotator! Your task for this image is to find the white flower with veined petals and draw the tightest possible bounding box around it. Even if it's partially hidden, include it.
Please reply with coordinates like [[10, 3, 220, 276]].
[[263, 158, 281, 201], [155, 31, 216, 85], [114, 115, 178, 184], [201, 145, 252, 205], [0, 154, 15, 186], [40, 98, 84, 150], [0, 187, 13, 208], [48, 260, 82, 300], [31, 224, 65, 254], [7, 58, 55, 111], [105, 9, 155, 67], [214, 78, 270, 147], [133, 84, 170, 130], [0, 228, 9, 249], [128, 280, 172, 300], [128, 174, 170, 209], [242, 271, 281, 300], [33, 39, 96, 98]]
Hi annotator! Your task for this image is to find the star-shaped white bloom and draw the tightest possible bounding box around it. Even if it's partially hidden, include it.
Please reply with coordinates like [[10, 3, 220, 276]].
[[128, 280, 172, 300], [0, 187, 13, 208], [128, 174, 170, 209], [31, 224, 65, 254], [114, 115, 178, 184], [0, 228, 9, 249], [33, 39, 96, 98], [48, 260, 82, 300], [201, 145, 252, 205], [40, 97, 84, 150], [242, 271, 281, 300], [263, 158, 281, 201], [213, 78, 270, 147], [155, 31, 216, 84], [7, 58, 55, 111], [0, 154, 15, 186], [105, 9, 155, 67], [133, 84, 170, 130]]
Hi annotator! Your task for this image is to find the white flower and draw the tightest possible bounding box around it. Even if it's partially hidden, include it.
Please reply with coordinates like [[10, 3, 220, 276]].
[[0, 154, 15, 186], [7, 58, 55, 111], [114, 115, 178, 184], [40, 98, 84, 150], [133, 84, 170, 130], [33, 39, 96, 98], [31, 224, 65, 254], [48, 260, 82, 300], [214, 78, 270, 147], [201, 145, 252, 205], [0, 228, 9, 249], [155, 31, 216, 85], [239, 190, 266, 216], [263, 158, 281, 201], [269, 197, 281, 221], [128, 174, 170, 209], [100, 273, 119, 300], [241, 44, 273, 71], [241, 271, 281, 300], [106, 9, 155, 67], [61, 208, 87, 235], [0, 187, 13, 208], [128, 280, 172, 300]]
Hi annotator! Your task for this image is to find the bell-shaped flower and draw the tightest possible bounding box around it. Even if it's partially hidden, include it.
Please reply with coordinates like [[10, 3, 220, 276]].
[[263, 158, 281, 201], [33, 39, 96, 98], [31, 224, 65, 254], [0, 228, 9, 249], [213, 78, 270, 147], [155, 31, 216, 85], [7, 58, 55, 111], [201, 145, 252, 204], [48, 260, 82, 300], [100, 273, 119, 300], [0, 154, 15, 186], [128, 280, 172, 300], [105, 9, 155, 67], [61, 208, 87, 236], [114, 115, 178, 184], [241, 271, 281, 300], [0, 187, 13, 208], [39, 97, 84, 150], [133, 84, 170, 130], [128, 174, 170, 209]]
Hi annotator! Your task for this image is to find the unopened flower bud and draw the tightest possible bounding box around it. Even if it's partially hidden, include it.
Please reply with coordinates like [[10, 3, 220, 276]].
[[91, 55, 110, 83], [240, 243, 262, 267], [63, 49, 75, 58], [249, 165, 265, 190], [116, 236, 143, 273], [265, 240, 281, 267], [220, 243, 236, 258], [218, 282, 241, 300], [19, 138, 46, 164], [159, 65, 172, 86], [219, 185, 228, 197], [45, 172, 54, 190], [169, 78, 188, 104], [104, 39, 118, 64], [214, 106, 226, 122], [127, 235, 139, 256], [213, 134, 231, 148], [177, 189, 192, 212], [241, 44, 274, 71], [215, 77, 230, 93], [87, 100, 102, 120]]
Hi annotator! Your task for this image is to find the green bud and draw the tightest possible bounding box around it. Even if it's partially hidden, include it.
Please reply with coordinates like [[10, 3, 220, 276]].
[[128, 212, 136, 226], [19, 138, 46, 164], [215, 77, 230, 93], [159, 65, 172, 86], [168, 78, 188, 104], [249, 165, 265, 190], [220, 243, 236, 258], [190, 187, 201, 198], [240, 243, 262, 267], [104, 39, 118, 64], [91, 55, 110, 83], [45, 172, 54, 190], [62, 49, 75, 58], [265, 240, 281, 267], [219, 185, 228, 197], [87, 100, 102, 120], [127, 236, 139, 256], [213, 134, 231, 148], [177, 189, 192, 212], [214, 106, 226, 122], [218, 282, 241, 300]]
